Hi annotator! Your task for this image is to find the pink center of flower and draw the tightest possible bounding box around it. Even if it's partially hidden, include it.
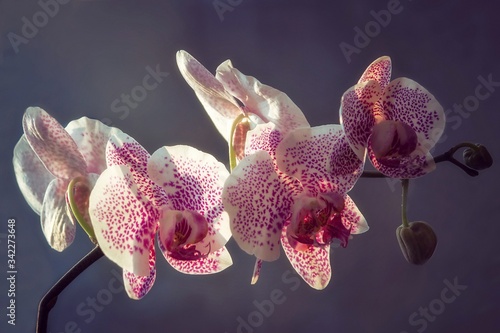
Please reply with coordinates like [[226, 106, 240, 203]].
[[370, 120, 418, 167], [288, 193, 351, 251], [163, 210, 210, 261]]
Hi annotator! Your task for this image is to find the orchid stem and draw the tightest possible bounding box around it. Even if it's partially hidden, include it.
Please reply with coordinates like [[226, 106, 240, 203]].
[[401, 179, 410, 228], [37, 246, 104, 333], [433, 142, 479, 177], [67, 177, 97, 242]]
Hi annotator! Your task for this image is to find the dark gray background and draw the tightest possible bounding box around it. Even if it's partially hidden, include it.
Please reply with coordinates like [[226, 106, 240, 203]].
[[1, 0, 499, 332]]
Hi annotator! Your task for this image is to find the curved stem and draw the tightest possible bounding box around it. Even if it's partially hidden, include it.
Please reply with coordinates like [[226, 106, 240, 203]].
[[401, 179, 410, 228], [228, 114, 248, 172], [37, 246, 104, 333], [67, 177, 97, 241]]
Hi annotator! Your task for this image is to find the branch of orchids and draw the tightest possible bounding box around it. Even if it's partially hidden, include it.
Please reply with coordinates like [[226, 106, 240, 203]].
[[360, 142, 492, 178], [37, 246, 104, 333]]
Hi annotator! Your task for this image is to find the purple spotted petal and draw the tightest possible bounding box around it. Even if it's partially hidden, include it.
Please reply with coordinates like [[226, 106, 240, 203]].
[[341, 195, 368, 234], [89, 165, 159, 276], [368, 145, 436, 178], [148, 145, 231, 253], [380, 78, 445, 153], [281, 222, 331, 290], [22, 107, 87, 180], [13, 136, 54, 215], [340, 81, 381, 161], [276, 125, 364, 195], [251, 259, 263, 284], [222, 151, 298, 261], [65, 117, 122, 174], [106, 132, 167, 207], [163, 246, 232, 275], [41, 178, 75, 251], [216, 61, 309, 135], [123, 244, 156, 300], [176, 50, 240, 140], [244, 122, 284, 159], [358, 56, 392, 91]]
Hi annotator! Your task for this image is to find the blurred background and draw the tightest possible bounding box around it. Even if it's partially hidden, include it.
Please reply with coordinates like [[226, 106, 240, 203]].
[[1, 0, 499, 332]]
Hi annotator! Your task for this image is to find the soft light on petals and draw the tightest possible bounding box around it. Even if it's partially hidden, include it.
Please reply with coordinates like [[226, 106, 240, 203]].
[[216, 62, 309, 136], [358, 56, 392, 91], [381, 78, 445, 153], [106, 132, 167, 206], [340, 81, 381, 161], [89, 165, 159, 276], [341, 195, 369, 234], [276, 125, 364, 195], [22, 107, 86, 179], [41, 178, 75, 251], [164, 246, 233, 275], [149, 145, 231, 252], [244, 122, 284, 158], [281, 223, 331, 290], [13, 136, 54, 215], [223, 151, 296, 261], [66, 174, 99, 232], [176, 50, 240, 139], [65, 117, 122, 174], [123, 244, 156, 300]]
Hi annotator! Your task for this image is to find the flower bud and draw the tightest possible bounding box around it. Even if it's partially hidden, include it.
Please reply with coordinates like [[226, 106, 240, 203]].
[[396, 221, 437, 265], [463, 144, 493, 170]]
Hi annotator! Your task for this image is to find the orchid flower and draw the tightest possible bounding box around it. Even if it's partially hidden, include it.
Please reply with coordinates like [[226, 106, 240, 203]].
[[223, 122, 368, 289], [89, 132, 232, 299], [176, 50, 309, 162], [13, 107, 121, 251], [340, 56, 445, 178]]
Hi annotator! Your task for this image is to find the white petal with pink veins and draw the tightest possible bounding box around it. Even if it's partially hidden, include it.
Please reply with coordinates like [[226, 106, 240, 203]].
[[65, 117, 122, 174], [276, 125, 364, 195], [165, 246, 233, 275], [381, 77, 445, 154], [13, 135, 54, 215], [223, 151, 297, 261], [89, 165, 159, 277], [23, 107, 87, 179], [358, 56, 392, 91], [123, 243, 156, 300], [176, 50, 240, 140], [340, 80, 381, 161], [149, 145, 231, 252], [216, 61, 309, 136], [281, 223, 331, 290], [41, 178, 75, 251]]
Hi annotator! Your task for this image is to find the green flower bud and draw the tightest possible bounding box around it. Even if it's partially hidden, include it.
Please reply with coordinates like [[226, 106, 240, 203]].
[[463, 144, 493, 170], [396, 221, 437, 265]]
